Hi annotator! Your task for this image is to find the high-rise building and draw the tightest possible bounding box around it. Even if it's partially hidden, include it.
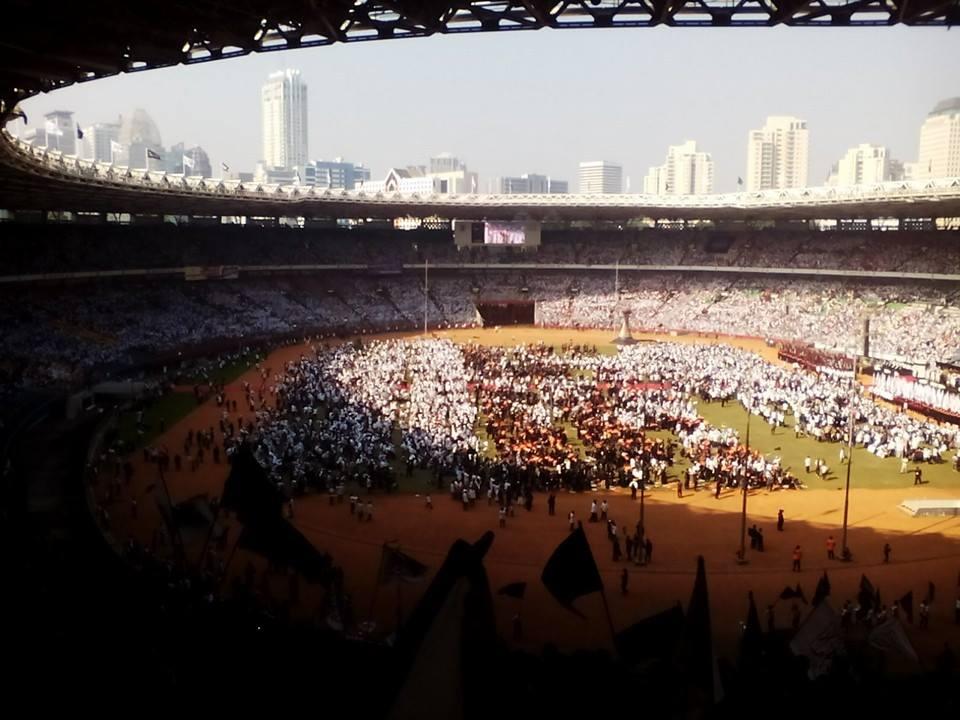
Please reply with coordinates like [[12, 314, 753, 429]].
[[643, 140, 714, 195], [827, 144, 902, 186], [497, 174, 568, 194], [429, 153, 464, 174], [578, 161, 622, 194], [261, 69, 308, 171], [745, 116, 809, 191], [167, 143, 212, 177], [309, 158, 369, 190], [79, 122, 121, 163], [915, 97, 960, 179], [24, 110, 77, 156], [117, 108, 164, 170]]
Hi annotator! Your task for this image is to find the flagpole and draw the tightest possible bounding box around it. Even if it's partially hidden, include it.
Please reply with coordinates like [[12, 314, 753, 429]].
[[397, 566, 404, 637], [737, 405, 751, 564], [840, 354, 858, 561], [157, 463, 187, 569], [368, 542, 389, 625], [599, 588, 620, 657], [423, 259, 429, 335], [197, 502, 222, 571], [639, 454, 646, 537], [217, 533, 241, 592]]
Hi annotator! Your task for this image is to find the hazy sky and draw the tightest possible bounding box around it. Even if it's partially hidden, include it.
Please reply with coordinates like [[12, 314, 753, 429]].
[[18, 25, 960, 192]]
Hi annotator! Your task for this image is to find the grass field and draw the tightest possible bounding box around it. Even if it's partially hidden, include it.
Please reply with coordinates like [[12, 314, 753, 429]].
[[176, 352, 259, 386], [354, 335, 960, 494], [697, 400, 960, 490], [115, 392, 198, 450]]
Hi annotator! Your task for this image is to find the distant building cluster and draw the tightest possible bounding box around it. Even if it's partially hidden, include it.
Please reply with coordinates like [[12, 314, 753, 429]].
[[23, 107, 213, 178], [19, 66, 960, 195]]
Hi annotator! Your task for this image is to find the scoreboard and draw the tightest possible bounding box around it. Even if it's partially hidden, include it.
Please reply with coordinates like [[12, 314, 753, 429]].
[[453, 220, 542, 248]]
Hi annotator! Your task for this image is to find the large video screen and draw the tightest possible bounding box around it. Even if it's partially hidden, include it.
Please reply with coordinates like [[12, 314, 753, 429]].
[[484, 221, 526, 245]]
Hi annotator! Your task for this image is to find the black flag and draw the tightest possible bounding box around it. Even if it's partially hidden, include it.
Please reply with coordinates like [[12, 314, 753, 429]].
[[497, 581, 527, 599], [740, 591, 763, 668], [858, 574, 876, 616], [812, 571, 831, 606], [679, 556, 721, 704], [540, 526, 603, 617], [779, 586, 798, 601], [76, 125, 84, 140], [899, 590, 914, 623], [737, 176, 744, 187], [779, 584, 807, 603], [146, 148, 162, 160], [615, 603, 684, 663], [237, 518, 332, 583], [389, 533, 497, 720], [379, 544, 429, 584], [220, 442, 284, 525]]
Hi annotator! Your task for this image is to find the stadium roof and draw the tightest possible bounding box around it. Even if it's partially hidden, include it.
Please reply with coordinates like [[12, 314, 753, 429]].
[[3, 132, 960, 221]]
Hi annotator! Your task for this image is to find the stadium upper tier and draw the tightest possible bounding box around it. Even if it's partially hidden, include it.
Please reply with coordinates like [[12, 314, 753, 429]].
[[2, 1, 957, 105], [3, 132, 960, 221], [2, 225, 959, 278]]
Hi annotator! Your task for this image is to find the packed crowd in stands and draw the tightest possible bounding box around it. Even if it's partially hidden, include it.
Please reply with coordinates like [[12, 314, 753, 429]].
[[538, 275, 960, 364], [871, 372, 960, 417], [4, 224, 960, 275], [3, 270, 960, 389]]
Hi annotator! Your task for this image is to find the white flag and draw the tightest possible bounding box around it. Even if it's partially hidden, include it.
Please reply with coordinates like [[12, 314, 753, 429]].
[[182, 154, 195, 169], [44, 119, 64, 137], [790, 601, 845, 680], [110, 140, 123, 155], [470, 175, 477, 194]]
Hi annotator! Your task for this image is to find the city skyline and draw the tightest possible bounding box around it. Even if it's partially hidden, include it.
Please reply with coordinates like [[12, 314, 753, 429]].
[[12, 27, 959, 192]]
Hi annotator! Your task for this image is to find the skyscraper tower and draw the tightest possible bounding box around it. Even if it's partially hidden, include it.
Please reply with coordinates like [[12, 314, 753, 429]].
[[643, 140, 714, 195], [745, 116, 809, 191], [261, 69, 308, 171], [916, 97, 960, 179]]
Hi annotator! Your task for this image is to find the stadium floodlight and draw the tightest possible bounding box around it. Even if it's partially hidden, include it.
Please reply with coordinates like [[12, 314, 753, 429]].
[[181, 41, 191, 53], [253, 28, 266, 41], [340, 19, 352, 31]]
